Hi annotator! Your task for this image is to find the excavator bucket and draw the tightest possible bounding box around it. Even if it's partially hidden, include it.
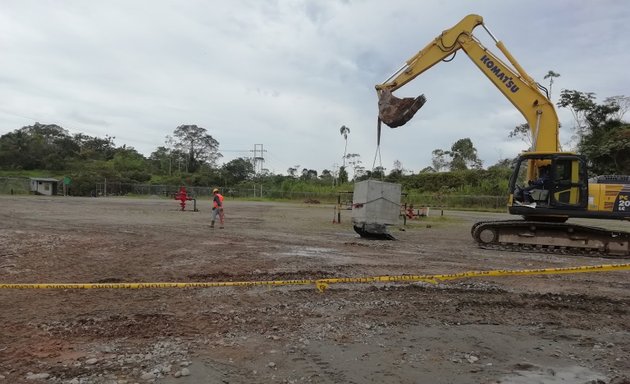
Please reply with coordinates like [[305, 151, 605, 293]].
[[378, 90, 427, 128]]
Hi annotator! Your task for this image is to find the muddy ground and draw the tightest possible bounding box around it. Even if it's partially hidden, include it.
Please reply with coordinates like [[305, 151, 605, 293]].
[[0, 195, 628, 384]]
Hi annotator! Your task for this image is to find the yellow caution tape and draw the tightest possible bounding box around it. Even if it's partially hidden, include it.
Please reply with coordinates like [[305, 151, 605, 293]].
[[1, 263, 629, 293]]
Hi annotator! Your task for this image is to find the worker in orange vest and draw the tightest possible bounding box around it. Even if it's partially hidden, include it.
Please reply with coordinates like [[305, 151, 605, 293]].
[[211, 188, 224, 229]]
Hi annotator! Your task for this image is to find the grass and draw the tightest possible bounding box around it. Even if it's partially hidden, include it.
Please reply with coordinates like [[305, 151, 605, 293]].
[[400, 214, 465, 229]]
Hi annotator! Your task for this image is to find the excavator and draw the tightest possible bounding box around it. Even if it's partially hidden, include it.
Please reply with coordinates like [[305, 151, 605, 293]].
[[375, 14, 630, 257]]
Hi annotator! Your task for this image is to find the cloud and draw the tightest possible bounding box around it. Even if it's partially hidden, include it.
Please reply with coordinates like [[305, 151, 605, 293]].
[[0, 0, 629, 174]]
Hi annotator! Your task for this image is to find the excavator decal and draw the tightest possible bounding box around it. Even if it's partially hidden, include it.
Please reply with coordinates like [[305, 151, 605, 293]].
[[480, 55, 520, 92], [615, 191, 630, 212]]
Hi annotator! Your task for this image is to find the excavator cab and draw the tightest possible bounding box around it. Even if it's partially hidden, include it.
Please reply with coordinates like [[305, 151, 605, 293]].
[[508, 153, 589, 221]]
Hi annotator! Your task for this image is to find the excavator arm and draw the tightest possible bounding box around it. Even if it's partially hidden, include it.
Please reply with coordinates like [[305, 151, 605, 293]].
[[376, 14, 560, 153]]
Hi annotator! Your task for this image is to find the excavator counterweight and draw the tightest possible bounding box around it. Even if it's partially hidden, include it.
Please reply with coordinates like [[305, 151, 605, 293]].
[[378, 90, 427, 128]]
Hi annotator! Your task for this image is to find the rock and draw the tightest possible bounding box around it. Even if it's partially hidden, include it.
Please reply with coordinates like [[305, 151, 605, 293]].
[[140, 372, 156, 381], [26, 373, 50, 380], [160, 364, 172, 373], [179, 361, 191, 367], [267, 362, 276, 368], [180, 368, 190, 377], [466, 354, 479, 364], [513, 362, 537, 370], [86, 358, 99, 365]]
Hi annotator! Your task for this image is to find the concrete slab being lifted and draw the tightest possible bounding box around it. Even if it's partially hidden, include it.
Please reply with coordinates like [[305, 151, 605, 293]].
[[351, 180, 401, 240]]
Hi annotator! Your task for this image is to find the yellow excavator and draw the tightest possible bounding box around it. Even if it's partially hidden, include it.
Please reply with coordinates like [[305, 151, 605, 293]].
[[376, 14, 630, 257]]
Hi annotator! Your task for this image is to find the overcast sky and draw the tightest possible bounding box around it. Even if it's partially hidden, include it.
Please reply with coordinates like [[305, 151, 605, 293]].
[[1, 0, 629, 175]]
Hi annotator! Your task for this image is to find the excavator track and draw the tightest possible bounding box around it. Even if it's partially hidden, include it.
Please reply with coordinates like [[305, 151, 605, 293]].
[[471, 220, 630, 258]]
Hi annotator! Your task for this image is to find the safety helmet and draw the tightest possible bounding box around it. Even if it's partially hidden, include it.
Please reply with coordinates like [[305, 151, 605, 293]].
[[212, 188, 219, 193]]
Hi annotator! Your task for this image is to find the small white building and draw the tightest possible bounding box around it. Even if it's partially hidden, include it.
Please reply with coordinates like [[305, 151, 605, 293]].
[[30, 178, 59, 196]]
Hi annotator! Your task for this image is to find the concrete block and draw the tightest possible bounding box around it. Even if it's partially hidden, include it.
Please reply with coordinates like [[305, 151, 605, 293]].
[[351, 180, 401, 226]]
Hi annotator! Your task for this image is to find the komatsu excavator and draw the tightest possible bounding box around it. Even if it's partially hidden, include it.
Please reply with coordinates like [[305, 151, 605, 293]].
[[376, 14, 630, 257]]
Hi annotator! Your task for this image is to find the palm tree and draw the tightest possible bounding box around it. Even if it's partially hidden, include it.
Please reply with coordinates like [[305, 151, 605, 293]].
[[339, 125, 350, 167], [544, 70, 560, 100]]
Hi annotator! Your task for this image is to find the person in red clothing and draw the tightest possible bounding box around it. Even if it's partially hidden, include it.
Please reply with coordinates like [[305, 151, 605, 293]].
[[211, 188, 224, 228]]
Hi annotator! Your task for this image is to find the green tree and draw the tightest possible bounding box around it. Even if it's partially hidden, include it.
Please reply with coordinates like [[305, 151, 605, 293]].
[[340, 125, 350, 167], [344, 153, 362, 180], [432, 138, 482, 171], [386, 160, 404, 182], [431, 149, 448, 172], [488, 158, 516, 171], [0, 123, 80, 170], [320, 169, 332, 179], [221, 157, 255, 185], [558, 89, 596, 143], [172, 124, 221, 172], [603, 95, 630, 121], [449, 138, 483, 171], [75, 133, 117, 161], [543, 70, 560, 99], [0, 129, 35, 169], [358, 166, 385, 181], [508, 123, 532, 150], [111, 146, 150, 182], [149, 146, 172, 175], [559, 91, 630, 174], [338, 166, 349, 184], [287, 165, 300, 178], [580, 119, 630, 175], [300, 168, 318, 180]]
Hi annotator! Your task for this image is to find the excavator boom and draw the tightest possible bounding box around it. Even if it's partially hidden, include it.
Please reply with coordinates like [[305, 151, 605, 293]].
[[376, 14, 559, 154]]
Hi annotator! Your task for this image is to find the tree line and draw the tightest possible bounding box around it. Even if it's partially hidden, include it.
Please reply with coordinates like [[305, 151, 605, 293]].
[[0, 89, 628, 197]]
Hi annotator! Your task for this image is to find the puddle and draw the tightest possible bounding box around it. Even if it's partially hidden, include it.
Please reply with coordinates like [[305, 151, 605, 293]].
[[500, 364, 605, 383], [280, 246, 336, 258], [271, 246, 357, 264]]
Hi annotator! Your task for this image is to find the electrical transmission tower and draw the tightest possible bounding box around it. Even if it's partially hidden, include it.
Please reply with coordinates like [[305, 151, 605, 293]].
[[251, 144, 267, 174]]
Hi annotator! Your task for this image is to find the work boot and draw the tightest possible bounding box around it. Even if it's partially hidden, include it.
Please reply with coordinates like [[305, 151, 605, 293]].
[[210, 220, 215, 228]]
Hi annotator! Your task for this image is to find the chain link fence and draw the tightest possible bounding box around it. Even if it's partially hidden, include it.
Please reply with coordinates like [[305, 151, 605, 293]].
[[88, 182, 510, 210], [0, 177, 30, 194], [1, 178, 508, 211]]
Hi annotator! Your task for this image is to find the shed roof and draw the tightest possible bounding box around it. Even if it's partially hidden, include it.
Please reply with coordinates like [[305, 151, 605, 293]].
[[30, 177, 60, 182]]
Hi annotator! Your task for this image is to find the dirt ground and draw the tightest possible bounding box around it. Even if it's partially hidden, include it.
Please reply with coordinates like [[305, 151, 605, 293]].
[[0, 195, 629, 384]]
